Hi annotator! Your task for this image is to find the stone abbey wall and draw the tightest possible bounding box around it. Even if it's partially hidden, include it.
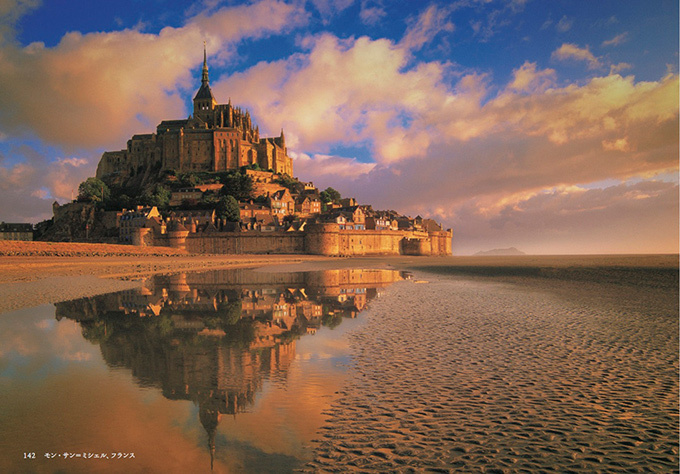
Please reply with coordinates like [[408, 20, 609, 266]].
[[139, 223, 452, 256]]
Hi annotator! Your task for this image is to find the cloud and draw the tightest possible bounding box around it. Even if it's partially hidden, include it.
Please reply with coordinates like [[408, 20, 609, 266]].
[[292, 152, 376, 179], [400, 4, 454, 51], [507, 61, 556, 93], [216, 29, 676, 253], [601, 137, 631, 152], [556, 15, 573, 32], [449, 180, 679, 255], [609, 62, 632, 74], [215, 33, 452, 162], [215, 28, 677, 204], [551, 43, 601, 69], [359, 0, 386, 26], [602, 32, 629, 47], [0, 0, 41, 42], [309, 0, 354, 24], [0, 0, 306, 150], [0, 147, 98, 222]]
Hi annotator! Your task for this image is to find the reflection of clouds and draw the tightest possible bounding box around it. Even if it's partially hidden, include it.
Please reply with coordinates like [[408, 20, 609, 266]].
[[220, 331, 351, 458], [61, 351, 92, 362], [0, 306, 100, 376], [1, 368, 215, 472], [34, 319, 53, 330]]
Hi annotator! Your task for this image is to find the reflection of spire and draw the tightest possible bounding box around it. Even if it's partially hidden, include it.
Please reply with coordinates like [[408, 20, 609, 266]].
[[199, 404, 220, 471], [62, 268, 407, 470]]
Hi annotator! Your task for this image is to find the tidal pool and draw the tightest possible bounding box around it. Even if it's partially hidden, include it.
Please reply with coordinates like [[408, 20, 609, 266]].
[[0, 268, 405, 473]]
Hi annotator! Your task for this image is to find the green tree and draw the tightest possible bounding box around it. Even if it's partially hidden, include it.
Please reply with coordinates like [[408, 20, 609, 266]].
[[216, 195, 240, 222], [219, 300, 242, 325], [320, 187, 341, 204], [274, 174, 302, 194], [141, 184, 171, 209], [220, 173, 253, 201], [177, 172, 200, 187], [78, 177, 110, 203]]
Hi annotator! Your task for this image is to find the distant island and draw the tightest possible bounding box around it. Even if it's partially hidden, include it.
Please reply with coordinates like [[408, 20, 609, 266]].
[[474, 247, 526, 256], [29, 48, 452, 257]]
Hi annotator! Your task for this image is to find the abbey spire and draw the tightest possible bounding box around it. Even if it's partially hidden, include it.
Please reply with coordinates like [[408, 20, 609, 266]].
[[201, 41, 210, 86], [194, 42, 217, 118]]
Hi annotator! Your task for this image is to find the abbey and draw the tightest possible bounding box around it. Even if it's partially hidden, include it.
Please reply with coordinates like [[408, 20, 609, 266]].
[[96, 48, 293, 180]]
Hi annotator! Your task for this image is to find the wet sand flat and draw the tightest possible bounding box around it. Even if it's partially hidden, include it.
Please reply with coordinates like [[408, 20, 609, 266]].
[[0, 241, 332, 313], [308, 264, 679, 472]]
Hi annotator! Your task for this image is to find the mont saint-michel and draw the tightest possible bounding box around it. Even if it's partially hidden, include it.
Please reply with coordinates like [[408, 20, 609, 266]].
[[40, 49, 452, 257]]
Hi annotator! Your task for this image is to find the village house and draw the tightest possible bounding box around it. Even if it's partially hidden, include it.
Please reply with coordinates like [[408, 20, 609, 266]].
[[337, 206, 366, 230], [167, 209, 216, 230], [240, 213, 279, 232], [119, 206, 161, 242], [365, 215, 392, 231], [319, 206, 365, 230], [0, 222, 33, 240], [268, 189, 295, 217], [239, 202, 271, 221], [169, 183, 223, 206], [295, 195, 321, 217], [300, 181, 316, 191]]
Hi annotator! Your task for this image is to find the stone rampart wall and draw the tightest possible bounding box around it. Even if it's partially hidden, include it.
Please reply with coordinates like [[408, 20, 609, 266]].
[[184, 231, 306, 254], [142, 225, 452, 256]]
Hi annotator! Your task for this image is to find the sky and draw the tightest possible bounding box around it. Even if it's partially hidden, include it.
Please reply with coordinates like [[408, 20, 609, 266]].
[[0, 0, 677, 255]]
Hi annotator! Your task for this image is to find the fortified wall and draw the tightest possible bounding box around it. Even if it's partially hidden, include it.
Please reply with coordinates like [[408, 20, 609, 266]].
[[133, 223, 452, 256]]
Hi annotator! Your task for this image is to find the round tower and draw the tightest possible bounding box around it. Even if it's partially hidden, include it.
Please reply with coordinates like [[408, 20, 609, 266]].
[[167, 221, 190, 250], [305, 223, 340, 256]]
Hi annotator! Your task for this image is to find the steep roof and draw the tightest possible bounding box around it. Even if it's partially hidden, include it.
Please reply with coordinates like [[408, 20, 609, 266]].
[[194, 83, 215, 101]]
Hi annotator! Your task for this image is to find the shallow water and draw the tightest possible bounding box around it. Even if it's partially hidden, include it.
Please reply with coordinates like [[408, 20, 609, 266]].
[[308, 269, 679, 472], [0, 268, 404, 473], [1, 264, 677, 473]]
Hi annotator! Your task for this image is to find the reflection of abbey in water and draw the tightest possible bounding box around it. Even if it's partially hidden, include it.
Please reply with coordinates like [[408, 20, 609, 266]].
[[55, 269, 405, 467]]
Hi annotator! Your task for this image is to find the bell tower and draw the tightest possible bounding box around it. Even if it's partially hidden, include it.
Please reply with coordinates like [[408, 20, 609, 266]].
[[193, 43, 217, 121]]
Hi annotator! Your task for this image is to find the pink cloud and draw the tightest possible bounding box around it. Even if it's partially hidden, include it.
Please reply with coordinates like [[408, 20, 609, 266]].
[[400, 4, 454, 51], [602, 32, 629, 48], [552, 43, 601, 69]]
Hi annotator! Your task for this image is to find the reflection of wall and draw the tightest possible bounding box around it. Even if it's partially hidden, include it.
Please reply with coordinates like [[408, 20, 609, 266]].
[[99, 336, 295, 415]]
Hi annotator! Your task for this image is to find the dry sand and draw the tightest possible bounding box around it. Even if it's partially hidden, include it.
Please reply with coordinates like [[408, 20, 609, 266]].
[[306, 258, 679, 472]]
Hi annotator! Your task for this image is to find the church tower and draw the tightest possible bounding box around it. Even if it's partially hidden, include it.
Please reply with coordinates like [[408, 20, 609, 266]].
[[193, 43, 217, 121]]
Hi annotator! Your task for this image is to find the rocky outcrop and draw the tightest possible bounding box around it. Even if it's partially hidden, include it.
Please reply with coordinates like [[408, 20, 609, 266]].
[[39, 201, 117, 242]]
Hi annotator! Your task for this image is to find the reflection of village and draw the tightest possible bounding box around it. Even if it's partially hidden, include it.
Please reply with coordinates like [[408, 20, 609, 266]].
[[54, 268, 406, 468]]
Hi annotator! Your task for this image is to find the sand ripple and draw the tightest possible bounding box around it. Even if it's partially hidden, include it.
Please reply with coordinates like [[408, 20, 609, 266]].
[[307, 273, 678, 472]]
